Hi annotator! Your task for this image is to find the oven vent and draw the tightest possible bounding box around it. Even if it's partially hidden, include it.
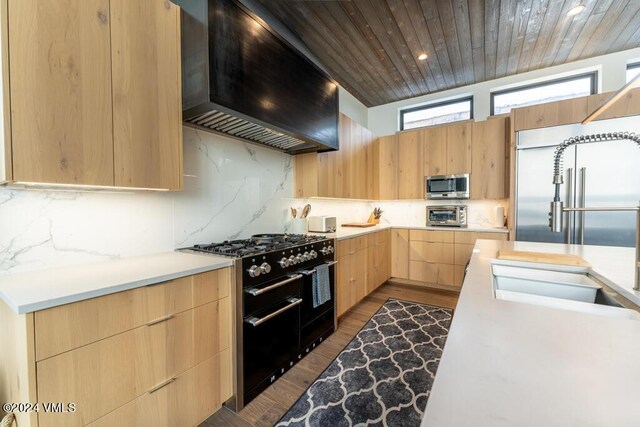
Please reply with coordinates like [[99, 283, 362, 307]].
[[185, 110, 310, 151]]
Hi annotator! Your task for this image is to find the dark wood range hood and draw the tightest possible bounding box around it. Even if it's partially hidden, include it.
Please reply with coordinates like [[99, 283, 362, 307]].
[[178, 0, 339, 154]]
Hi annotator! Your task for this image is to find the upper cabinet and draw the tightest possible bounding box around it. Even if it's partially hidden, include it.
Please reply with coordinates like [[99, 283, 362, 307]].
[[294, 113, 375, 199], [513, 88, 640, 132], [8, 0, 114, 186], [471, 117, 508, 199], [397, 129, 424, 199], [3, 0, 182, 190], [294, 116, 507, 201], [111, 0, 182, 190], [423, 122, 472, 178]]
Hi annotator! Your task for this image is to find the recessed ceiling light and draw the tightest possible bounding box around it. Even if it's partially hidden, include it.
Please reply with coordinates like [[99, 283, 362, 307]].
[[417, 53, 428, 61], [567, 5, 585, 16]]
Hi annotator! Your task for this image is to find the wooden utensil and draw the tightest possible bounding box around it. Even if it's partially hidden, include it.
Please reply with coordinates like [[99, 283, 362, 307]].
[[291, 207, 297, 218], [301, 204, 311, 218]]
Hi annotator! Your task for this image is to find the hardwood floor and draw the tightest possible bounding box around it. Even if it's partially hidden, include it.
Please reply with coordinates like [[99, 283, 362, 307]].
[[201, 282, 459, 427]]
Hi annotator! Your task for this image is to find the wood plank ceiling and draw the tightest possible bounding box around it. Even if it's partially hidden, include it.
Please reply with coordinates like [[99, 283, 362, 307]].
[[254, 0, 640, 107]]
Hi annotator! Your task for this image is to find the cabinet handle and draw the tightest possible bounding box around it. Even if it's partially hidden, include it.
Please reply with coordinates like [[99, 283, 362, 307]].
[[146, 314, 174, 327], [147, 377, 176, 394], [245, 274, 303, 296], [245, 298, 302, 327]]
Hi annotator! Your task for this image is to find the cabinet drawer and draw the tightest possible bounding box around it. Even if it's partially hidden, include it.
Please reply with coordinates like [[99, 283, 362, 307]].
[[454, 231, 507, 245], [409, 261, 439, 283], [36, 298, 230, 426], [35, 269, 231, 360], [87, 349, 232, 427], [409, 230, 454, 243], [409, 241, 453, 264]]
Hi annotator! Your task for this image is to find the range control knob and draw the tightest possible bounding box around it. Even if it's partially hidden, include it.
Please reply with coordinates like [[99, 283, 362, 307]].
[[260, 262, 271, 274], [289, 255, 298, 265], [310, 250, 318, 259], [248, 265, 261, 277], [320, 247, 330, 255], [302, 252, 310, 261], [328, 245, 334, 254], [279, 257, 290, 268], [295, 254, 303, 263]]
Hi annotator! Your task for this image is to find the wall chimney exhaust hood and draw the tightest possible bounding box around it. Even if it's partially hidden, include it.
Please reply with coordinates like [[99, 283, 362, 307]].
[[179, 0, 339, 154]]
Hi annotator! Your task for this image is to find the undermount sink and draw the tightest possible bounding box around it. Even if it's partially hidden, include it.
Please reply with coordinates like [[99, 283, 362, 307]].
[[491, 263, 640, 320]]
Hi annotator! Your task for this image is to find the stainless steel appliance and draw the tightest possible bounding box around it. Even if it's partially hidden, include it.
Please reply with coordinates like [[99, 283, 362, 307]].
[[515, 116, 640, 248], [183, 234, 336, 411], [426, 174, 470, 199], [426, 205, 467, 227], [308, 216, 337, 233]]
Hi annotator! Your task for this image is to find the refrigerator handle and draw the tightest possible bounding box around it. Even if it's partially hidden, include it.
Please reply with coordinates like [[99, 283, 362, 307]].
[[566, 168, 574, 244], [579, 167, 586, 244]]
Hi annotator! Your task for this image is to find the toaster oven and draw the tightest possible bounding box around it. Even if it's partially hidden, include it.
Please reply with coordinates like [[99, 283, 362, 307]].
[[426, 205, 467, 227]]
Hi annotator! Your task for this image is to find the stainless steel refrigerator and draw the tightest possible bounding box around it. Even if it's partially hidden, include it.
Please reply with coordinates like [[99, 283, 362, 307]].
[[515, 115, 640, 248]]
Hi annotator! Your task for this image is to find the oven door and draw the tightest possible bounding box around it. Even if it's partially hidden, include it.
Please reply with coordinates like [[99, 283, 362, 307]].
[[298, 260, 337, 349], [428, 208, 459, 225], [243, 275, 303, 403]]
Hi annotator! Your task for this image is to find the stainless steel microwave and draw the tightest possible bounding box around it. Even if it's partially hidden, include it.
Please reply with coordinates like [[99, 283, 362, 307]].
[[425, 174, 469, 199], [426, 205, 467, 227]]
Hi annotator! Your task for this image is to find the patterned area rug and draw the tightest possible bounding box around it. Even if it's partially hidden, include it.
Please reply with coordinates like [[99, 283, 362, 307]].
[[275, 299, 453, 427]]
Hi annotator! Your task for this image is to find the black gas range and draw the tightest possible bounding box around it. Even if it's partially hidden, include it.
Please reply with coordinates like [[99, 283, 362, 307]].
[[184, 234, 337, 410]]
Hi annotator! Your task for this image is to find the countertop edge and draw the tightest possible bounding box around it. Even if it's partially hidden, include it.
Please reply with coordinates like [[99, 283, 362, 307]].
[[0, 255, 234, 315]]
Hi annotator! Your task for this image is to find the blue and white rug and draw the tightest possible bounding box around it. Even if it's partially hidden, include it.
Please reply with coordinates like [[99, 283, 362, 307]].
[[276, 299, 453, 427]]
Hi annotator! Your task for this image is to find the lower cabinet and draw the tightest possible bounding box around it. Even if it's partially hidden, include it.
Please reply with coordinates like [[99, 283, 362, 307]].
[[0, 268, 234, 427], [336, 230, 391, 317], [394, 229, 508, 289]]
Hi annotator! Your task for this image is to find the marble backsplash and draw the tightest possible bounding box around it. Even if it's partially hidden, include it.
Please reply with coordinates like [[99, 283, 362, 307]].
[[0, 126, 507, 275], [288, 198, 509, 229], [0, 127, 293, 275]]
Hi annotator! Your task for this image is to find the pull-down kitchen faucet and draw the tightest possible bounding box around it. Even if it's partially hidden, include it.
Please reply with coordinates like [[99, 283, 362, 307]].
[[548, 132, 640, 291]]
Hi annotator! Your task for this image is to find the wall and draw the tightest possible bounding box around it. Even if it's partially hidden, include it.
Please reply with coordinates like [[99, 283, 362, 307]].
[[339, 87, 369, 128], [0, 127, 294, 275], [368, 47, 640, 136], [290, 198, 508, 230]]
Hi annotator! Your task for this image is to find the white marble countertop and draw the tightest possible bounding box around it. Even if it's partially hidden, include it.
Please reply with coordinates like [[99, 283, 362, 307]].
[[422, 239, 640, 426], [313, 224, 509, 241], [0, 251, 233, 314]]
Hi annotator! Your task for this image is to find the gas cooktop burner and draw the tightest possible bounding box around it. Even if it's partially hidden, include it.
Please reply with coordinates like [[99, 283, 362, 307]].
[[189, 233, 327, 258]]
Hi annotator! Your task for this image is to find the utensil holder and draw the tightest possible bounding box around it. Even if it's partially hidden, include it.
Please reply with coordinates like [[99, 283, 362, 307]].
[[291, 218, 308, 234]]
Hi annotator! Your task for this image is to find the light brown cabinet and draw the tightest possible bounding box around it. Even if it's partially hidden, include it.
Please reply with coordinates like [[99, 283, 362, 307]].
[[3, 0, 183, 189], [336, 235, 367, 317], [294, 113, 375, 199], [336, 230, 391, 317], [0, 268, 233, 427], [398, 129, 424, 199], [423, 121, 472, 179], [471, 117, 508, 199], [391, 228, 508, 289], [375, 135, 398, 200]]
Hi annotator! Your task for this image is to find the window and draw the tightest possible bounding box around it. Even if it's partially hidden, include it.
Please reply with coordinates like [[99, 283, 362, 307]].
[[400, 97, 473, 130], [626, 62, 640, 83], [490, 72, 598, 115]]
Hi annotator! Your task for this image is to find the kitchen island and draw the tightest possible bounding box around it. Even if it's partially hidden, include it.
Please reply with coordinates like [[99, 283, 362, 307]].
[[423, 239, 640, 426]]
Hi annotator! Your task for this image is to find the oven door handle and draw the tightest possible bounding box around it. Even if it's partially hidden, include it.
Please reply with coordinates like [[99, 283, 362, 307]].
[[245, 297, 302, 327], [299, 260, 338, 276], [244, 274, 303, 296]]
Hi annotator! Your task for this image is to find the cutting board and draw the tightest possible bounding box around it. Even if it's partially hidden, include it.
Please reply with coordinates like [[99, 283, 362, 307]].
[[342, 222, 377, 228], [497, 249, 591, 267]]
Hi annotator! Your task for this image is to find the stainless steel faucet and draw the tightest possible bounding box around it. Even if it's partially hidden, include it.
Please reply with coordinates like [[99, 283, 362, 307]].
[[548, 132, 640, 291]]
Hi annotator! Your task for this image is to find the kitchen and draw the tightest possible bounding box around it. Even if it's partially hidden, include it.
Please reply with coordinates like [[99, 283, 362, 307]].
[[0, 0, 639, 426]]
